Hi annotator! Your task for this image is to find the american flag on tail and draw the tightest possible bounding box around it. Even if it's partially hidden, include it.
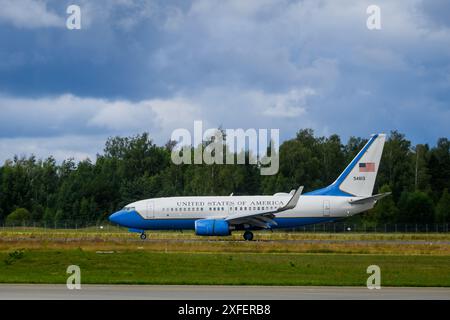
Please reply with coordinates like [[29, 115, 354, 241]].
[[359, 162, 375, 172]]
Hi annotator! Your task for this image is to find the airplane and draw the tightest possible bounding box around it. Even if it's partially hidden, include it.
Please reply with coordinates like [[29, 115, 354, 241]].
[[109, 133, 390, 241]]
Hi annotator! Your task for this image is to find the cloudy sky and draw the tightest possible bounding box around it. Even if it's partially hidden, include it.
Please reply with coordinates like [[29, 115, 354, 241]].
[[0, 0, 449, 162]]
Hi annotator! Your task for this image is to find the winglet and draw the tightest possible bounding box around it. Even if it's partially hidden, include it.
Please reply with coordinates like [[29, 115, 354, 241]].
[[279, 186, 303, 211]]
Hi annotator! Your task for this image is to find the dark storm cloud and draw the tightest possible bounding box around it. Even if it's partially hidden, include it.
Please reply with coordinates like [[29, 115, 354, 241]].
[[0, 0, 448, 162]]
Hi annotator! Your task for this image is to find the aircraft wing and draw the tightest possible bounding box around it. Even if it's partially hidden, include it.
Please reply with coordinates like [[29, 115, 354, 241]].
[[225, 186, 303, 229], [349, 192, 391, 205]]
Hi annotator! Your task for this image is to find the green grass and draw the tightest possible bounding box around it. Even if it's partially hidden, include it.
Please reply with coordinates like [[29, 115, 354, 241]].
[[0, 249, 449, 287]]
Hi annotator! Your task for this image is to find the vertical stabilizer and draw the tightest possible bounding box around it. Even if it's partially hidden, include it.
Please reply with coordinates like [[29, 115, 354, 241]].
[[337, 134, 386, 196], [306, 134, 386, 197]]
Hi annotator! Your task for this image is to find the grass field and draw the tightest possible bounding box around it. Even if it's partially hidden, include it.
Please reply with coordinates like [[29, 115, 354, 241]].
[[0, 250, 449, 286], [1, 228, 449, 255], [0, 228, 449, 286]]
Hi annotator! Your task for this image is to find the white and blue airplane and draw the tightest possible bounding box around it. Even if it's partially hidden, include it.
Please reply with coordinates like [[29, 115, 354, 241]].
[[109, 133, 389, 240]]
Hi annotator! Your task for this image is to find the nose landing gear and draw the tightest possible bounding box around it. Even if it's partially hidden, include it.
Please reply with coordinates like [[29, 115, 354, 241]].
[[140, 232, 147, 240], [243, 231, 254, 241]]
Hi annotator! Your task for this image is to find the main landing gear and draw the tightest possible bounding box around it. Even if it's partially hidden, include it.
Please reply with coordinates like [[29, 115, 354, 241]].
[[243, 231, 254, 241], [140, 232, 147, 240]]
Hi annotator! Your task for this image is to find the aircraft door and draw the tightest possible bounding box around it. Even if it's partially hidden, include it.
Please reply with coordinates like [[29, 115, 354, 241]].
[[323, 200, 330, 217], [145, 201, 155, 219]]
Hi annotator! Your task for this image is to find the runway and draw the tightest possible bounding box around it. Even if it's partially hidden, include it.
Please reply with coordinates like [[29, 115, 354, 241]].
[[0, 284, 448, 300]]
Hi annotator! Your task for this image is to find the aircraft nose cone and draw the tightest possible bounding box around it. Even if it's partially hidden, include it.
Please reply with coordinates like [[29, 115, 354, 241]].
[[109, 210, 124, 225]]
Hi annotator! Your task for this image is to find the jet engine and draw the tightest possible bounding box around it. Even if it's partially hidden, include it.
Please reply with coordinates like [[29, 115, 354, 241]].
[[195, 219, 230, 236]]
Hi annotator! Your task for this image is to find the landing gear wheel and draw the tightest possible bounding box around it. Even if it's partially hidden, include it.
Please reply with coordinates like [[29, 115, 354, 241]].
[[140, 233, 147, 240], [243, 231, 254, 241]]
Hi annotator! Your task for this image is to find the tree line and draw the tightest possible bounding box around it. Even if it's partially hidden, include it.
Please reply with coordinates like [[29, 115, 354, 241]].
[[0, 129, 449, 226]]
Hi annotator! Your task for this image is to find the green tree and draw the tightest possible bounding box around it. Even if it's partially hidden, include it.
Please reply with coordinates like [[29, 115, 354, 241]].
[[343, 136, 367, 163], [0, 129, 447, 225], [398, 191, 435, 224], [414, 144, 431, 192], [369, 184, 398, 223], [428, 138, 450, 199], [31, 204, 44, 221], [42, 207, 56, 225], [377, 131, 415, 200], [318, 134, 345, 186], [435, 189, 450, 223], [6, 208, 31, 225]]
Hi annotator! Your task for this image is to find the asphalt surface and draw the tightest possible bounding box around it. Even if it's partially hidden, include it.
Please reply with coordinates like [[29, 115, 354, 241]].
[[0, 284, 448, 300]]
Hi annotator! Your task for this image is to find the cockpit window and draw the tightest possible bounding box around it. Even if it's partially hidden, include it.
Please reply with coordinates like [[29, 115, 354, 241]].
[[123, 206, 136, 211]]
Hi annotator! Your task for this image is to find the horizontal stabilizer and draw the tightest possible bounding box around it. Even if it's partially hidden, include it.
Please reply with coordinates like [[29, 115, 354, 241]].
[[349, 192, 391, 205]]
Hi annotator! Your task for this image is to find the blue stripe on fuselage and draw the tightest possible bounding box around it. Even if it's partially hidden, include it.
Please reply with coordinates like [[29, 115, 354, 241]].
[[111, 210, 335, 231]]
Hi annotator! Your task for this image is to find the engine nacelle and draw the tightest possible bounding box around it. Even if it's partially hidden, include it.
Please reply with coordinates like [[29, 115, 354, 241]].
[[195, 219, 230, 236]]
